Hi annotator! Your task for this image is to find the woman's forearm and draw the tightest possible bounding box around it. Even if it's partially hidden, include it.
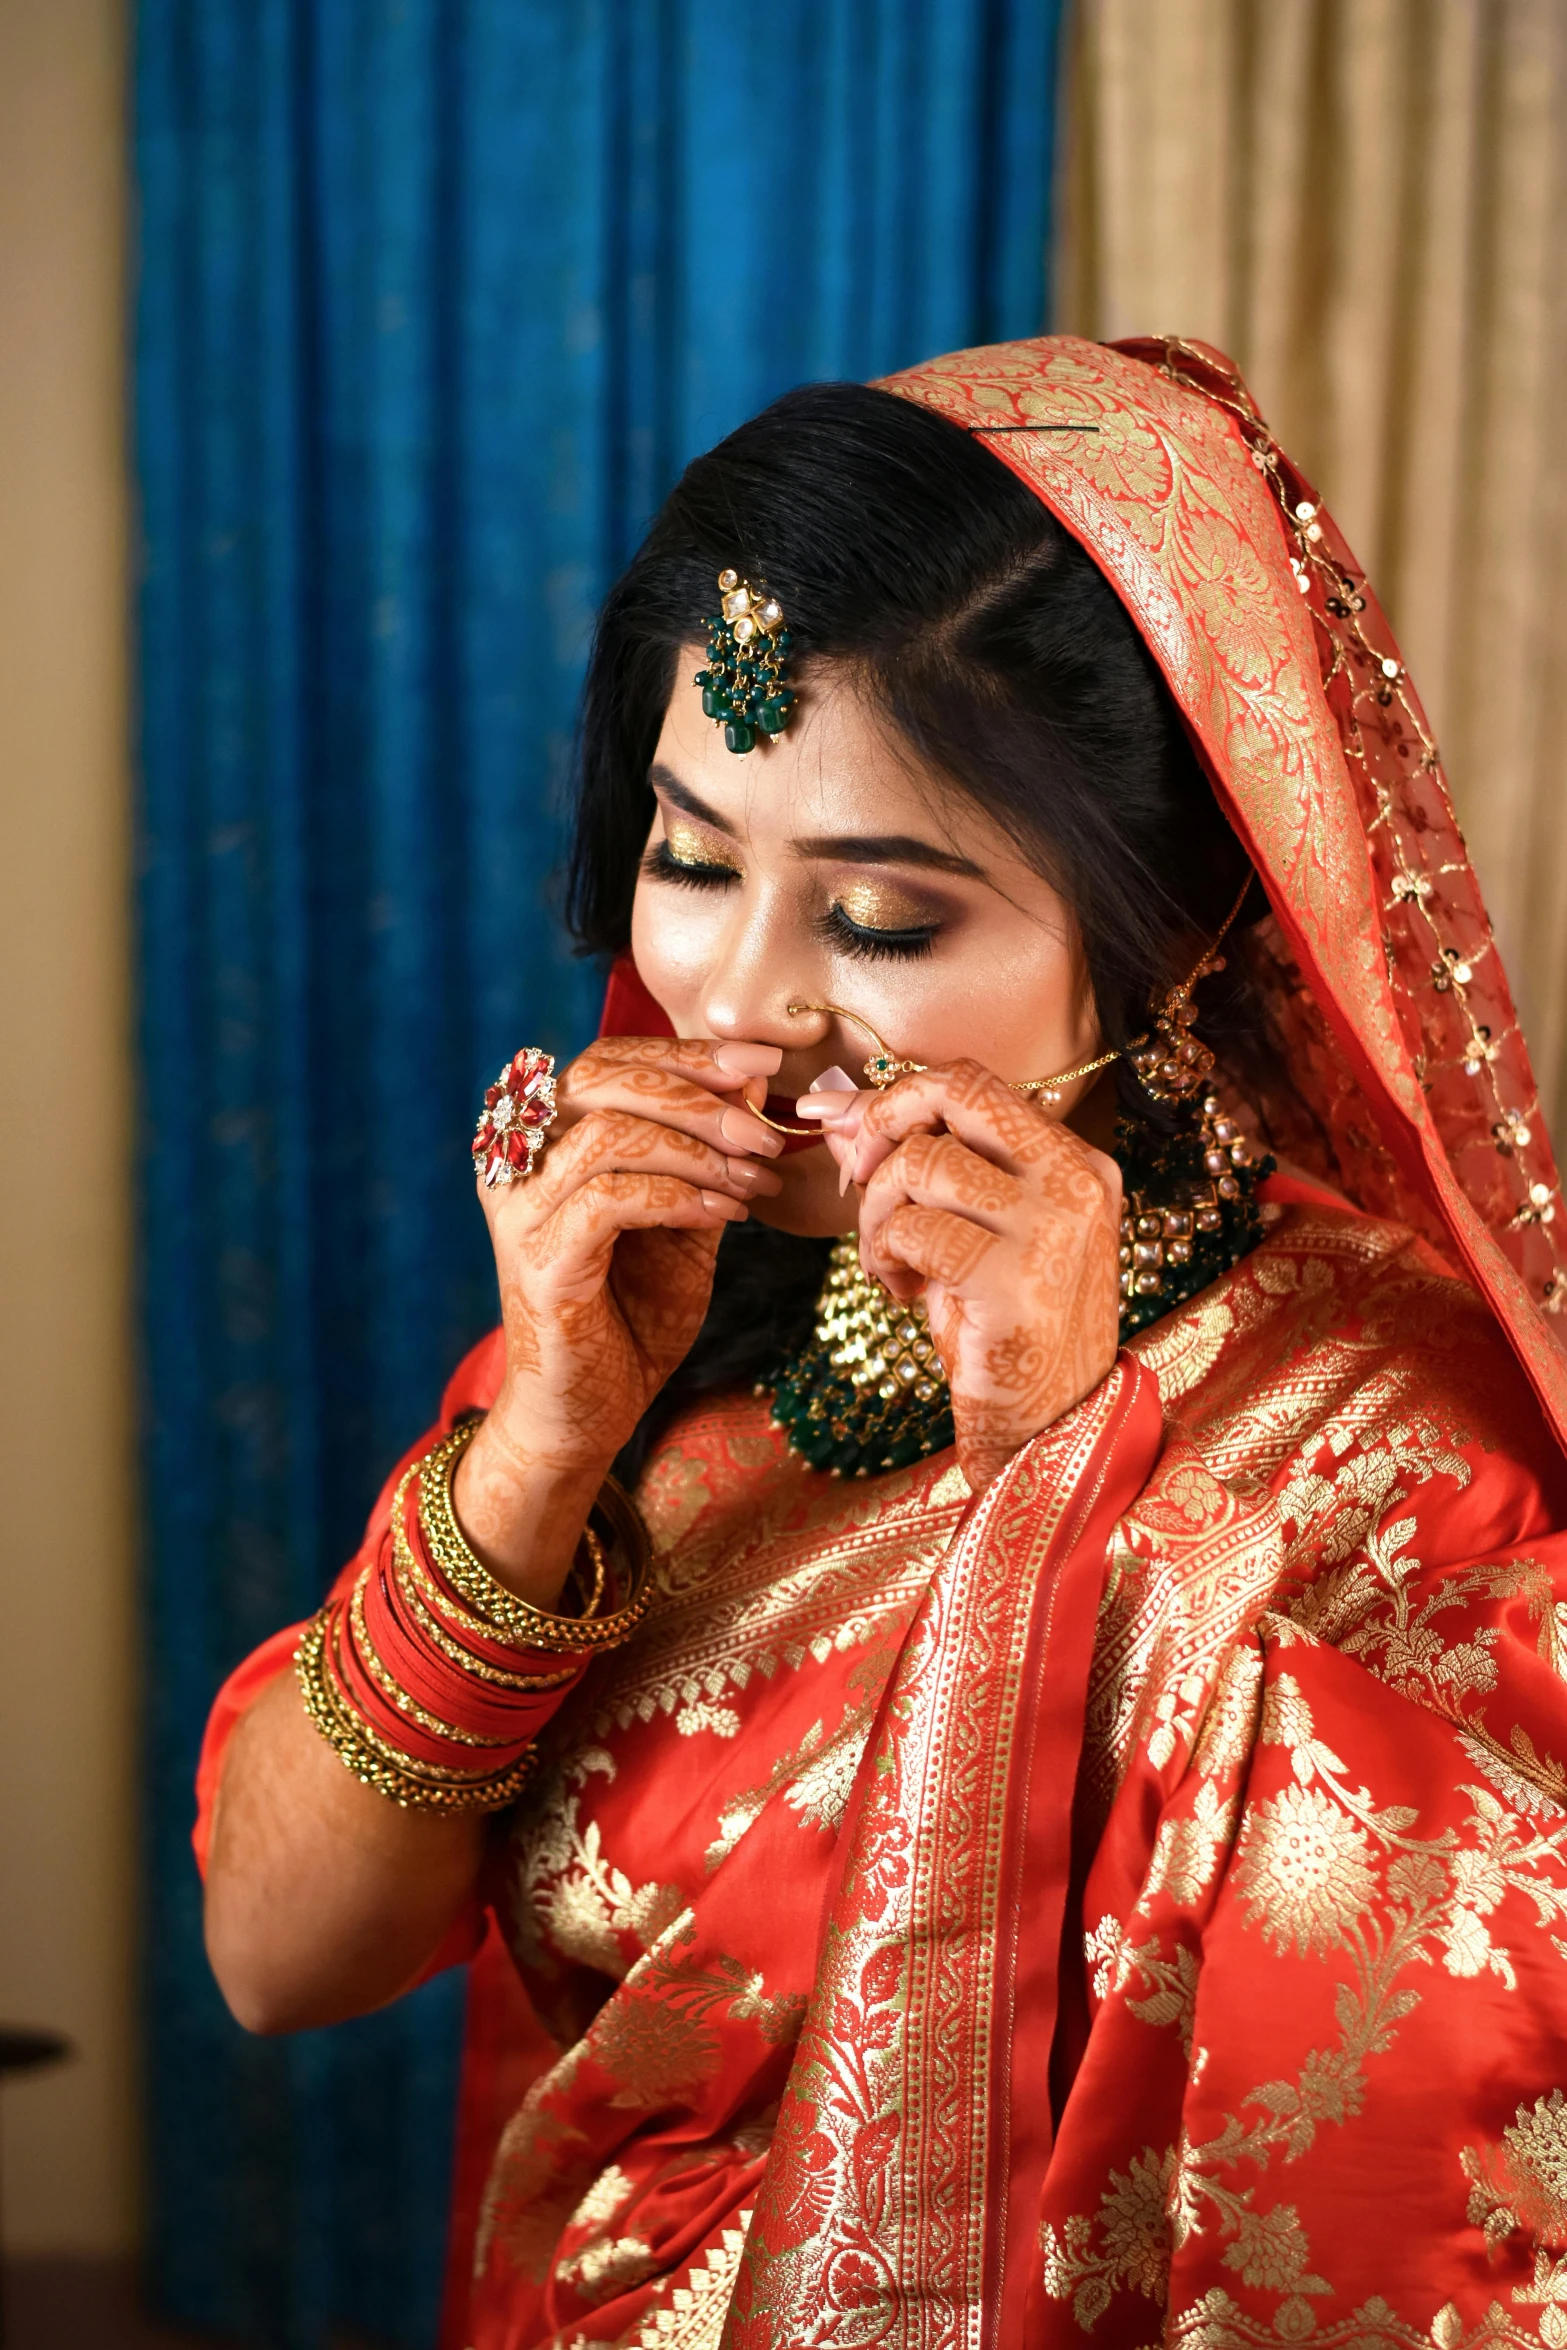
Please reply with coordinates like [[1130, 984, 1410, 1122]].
[[203, 1666, 486, 2034]]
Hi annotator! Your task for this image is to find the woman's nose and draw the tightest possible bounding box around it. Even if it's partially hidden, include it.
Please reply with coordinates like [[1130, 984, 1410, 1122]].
[[704, 988, 823, 1052], [700, 914, 828, 1052]]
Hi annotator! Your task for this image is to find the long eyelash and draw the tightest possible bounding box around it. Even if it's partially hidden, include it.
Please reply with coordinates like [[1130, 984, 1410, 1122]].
[[642, 841, 741, 889], [817, 904, 938, 963]]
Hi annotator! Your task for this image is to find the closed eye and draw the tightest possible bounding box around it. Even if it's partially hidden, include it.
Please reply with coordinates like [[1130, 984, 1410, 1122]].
[[642, 839, 741, 889], [817, 903, 938, 962]]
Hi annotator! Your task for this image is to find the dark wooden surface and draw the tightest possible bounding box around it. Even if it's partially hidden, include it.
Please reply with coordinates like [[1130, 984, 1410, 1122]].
[[3, 2260, 230, 2348], [3, 2257, 403, 2348]]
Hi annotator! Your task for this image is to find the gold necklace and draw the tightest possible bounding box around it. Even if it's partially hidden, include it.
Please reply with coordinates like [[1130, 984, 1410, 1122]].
[[765, 1236, 953, 1477], [767, 1105, 1273, 1478]]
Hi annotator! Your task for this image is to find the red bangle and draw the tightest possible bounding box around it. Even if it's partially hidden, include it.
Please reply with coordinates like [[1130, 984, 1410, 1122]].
[[303, 1444, 611, 1793]]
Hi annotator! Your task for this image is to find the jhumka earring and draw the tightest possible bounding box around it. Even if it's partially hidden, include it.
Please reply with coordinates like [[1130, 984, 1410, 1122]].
[[1115, 882, 1272, 1333], [694, 571, 795, 754]]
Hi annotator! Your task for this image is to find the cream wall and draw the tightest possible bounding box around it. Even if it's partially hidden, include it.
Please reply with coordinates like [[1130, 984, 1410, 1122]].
[[1057, 0, 1567, 1132], [0, 0, 136, 2255]]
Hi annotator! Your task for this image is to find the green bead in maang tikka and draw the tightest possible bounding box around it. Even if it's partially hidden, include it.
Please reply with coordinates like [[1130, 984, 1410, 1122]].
[[692, 569, 796, 755]]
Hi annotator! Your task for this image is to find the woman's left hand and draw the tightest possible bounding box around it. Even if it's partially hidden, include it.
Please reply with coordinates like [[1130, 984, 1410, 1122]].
[[822, 1061, 1123, 1494]]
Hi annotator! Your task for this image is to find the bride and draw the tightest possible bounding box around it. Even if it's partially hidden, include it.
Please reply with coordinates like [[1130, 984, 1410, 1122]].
[[197, 334, 1567, 2347]]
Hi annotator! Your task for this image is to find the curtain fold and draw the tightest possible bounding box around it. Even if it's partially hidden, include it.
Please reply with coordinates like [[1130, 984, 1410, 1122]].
[[131, 4, 1064, 2342], [1057, 0, 1567, 1131]]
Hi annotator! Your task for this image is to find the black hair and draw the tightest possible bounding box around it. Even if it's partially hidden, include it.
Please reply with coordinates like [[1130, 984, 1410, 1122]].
[[567, 381, 1261, 1479]]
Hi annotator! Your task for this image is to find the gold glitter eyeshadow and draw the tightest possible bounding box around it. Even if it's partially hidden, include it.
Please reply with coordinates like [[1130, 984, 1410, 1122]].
[[664, 815, 741, 873], [834, 878, 933, 930]]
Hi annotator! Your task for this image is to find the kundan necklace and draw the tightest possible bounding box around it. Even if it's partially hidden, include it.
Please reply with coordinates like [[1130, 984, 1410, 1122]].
[[766, 1096, 1271, 1478]]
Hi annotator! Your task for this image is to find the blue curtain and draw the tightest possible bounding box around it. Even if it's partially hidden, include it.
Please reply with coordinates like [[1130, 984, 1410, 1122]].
[[132, 4, 1065, 2341]]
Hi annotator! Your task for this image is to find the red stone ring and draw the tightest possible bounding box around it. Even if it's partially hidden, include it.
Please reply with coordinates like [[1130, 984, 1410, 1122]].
[[471, 1048, 558, 1187]]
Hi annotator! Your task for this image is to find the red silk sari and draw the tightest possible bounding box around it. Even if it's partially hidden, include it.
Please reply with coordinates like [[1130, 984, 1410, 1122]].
[[198, 340, 1567, 2348]]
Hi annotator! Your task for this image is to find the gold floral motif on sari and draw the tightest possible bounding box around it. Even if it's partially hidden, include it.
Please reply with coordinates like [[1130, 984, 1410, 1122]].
[[467, 1397, 972, 2347], [1043, 1663, 1567, 2327]]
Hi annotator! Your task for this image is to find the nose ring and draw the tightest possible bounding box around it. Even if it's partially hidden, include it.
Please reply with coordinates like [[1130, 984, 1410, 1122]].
[[786, 1002, 924, 1088], [786, 1001, 1120, 1106]]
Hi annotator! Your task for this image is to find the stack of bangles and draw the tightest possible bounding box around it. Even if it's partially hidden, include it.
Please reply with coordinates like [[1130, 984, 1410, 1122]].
[[295, 1417, 653, 1811]]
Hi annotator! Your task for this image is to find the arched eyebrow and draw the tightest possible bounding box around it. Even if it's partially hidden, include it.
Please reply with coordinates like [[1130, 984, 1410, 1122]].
[[648, 764, 986, 879]]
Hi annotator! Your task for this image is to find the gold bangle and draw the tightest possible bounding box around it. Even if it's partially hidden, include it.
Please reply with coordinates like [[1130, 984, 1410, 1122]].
[[388, 1465, 583, 1691], [417, 1423, 654, 1652], [570, 1525, 608, 1619], [294, 1612, 537, 1812]]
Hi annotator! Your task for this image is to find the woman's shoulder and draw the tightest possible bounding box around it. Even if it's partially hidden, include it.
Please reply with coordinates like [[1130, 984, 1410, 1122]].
[[1091, 1192, 1567, 1803], [1132, 1188, 1561, 1486]]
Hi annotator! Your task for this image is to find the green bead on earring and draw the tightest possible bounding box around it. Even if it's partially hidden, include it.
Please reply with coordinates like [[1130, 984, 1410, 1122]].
[[693, 570, 796, 754]]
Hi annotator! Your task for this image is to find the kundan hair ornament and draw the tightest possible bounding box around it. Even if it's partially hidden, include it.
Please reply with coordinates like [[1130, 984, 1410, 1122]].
[[694, 571, 795, 753]]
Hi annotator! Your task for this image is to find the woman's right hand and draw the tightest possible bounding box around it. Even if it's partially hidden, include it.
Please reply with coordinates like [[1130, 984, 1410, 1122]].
[[452, 1035, 784, 1592]]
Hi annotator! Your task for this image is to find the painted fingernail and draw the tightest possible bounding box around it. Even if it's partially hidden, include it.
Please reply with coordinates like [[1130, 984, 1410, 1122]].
[[720, 1106, 783, 1153], [727, 1158, 782, 1194], [793, 1096, 848, 1122], [701, 1190, 748, 1217], [805, 1064, 858, 1094], [712, 1041, 784, 1077]]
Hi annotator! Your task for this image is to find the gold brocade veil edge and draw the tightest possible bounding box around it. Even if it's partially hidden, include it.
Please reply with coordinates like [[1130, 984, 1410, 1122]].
[[879, 333, 1567, 1451]]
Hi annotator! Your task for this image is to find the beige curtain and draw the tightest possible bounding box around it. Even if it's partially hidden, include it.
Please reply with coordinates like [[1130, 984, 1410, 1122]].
[[1055, 0, 1567, 1132]]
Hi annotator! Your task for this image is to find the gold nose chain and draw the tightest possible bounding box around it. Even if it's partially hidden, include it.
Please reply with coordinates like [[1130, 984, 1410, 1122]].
[[747, 1006, 1118, 1135]]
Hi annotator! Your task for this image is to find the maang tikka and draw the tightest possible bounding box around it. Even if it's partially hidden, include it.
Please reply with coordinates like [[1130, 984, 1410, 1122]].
[[695, 571, 796, 754]]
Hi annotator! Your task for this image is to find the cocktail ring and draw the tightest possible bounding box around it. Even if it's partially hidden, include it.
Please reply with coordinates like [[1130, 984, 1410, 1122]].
[[472, 1048, 557, 1187]]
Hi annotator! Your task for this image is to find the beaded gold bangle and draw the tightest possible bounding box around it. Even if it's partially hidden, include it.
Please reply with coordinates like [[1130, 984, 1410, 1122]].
[[417, 1421, 654, 1651], [294, 1611, 537, 1812], [387, 1461, 584, 1691]]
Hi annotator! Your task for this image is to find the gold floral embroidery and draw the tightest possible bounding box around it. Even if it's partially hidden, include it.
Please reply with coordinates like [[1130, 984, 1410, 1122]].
[[1083, 1913, 1124, 2001], [784, 1721, 870, 1834], [1158, 2290, 1562, 2348], [590, 1412, 963, 1743], [555, 2227, 656, 2300], [509, 1751, 685, 1978], [1148, 1780, 1238, 1908], [473, 2049, 591, 2281], [1041, 2150, 1331, 2322], [701, 1707, 873, 1873], [581, 1916, 807, 2113], [1233, 1782, 1377, 1957], [587, 1992, 722, 2113], [566, 2163, 635, 2231], [673, 1699, 741, 1738], [1461, 2089, 1567, 2286], [1048, 1673, 1567, 2326], [1040, 2146, 1187, 2327], [1120, 1939, 1201, 2053], [1089, 1206, 1516, 1819]]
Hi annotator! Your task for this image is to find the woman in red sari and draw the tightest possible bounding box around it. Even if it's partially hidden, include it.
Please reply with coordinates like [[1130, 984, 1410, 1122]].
[[199, 336, 1567, 2349]]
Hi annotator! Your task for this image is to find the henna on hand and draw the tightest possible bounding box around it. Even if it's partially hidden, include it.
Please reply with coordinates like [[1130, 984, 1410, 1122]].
[[458, 1037, 785, 1584], [850, 1060, 1122, 1492]]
